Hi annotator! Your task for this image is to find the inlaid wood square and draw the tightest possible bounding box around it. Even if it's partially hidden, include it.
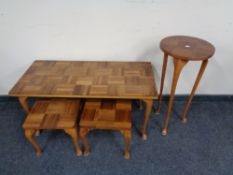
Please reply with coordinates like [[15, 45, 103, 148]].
[[9, 60, 158, 99], [80, 100, 132, 129], [23, 99, 80, 129], [95, 109, 116, 121]]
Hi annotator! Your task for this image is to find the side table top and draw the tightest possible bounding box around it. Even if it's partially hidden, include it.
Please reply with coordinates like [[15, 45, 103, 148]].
[[160, 35, 215, 61]]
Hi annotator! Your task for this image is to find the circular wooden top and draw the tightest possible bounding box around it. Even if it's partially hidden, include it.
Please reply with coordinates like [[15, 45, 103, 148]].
[[160, 35, 215, 61]]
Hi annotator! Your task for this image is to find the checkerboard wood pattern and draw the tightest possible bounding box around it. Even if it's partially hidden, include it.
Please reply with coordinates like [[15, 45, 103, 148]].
[[22, 99, 82, 156], [23, 99, 80, 129], [80, 100, 132, 129], [79, 99, 132, 159], [10, 60, 157, 99]]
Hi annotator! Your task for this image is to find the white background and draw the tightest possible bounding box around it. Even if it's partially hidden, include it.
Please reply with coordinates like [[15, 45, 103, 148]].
[[0, 0, 232, 95]]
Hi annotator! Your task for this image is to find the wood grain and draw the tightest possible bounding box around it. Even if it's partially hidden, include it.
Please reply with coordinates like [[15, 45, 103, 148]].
[[80, 100, 132, 129], [9, 60, 158, 100], [80, 99, 132, 159], [23, 99, 82, 156], [157, 35, 215, 135], [160, 35, 215, 61], [23, 99, 80, 129]]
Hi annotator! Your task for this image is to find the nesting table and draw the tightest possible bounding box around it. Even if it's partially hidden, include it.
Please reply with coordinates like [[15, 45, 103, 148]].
[[9, 60, 158, 139]]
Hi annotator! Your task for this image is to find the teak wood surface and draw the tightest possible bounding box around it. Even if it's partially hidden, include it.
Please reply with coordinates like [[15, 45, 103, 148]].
[[23, 99, 82, 156], [160, 35, 215, 61], [9, 60, 158, 139], [80, 99, 132, 159], [156, 36, 215, 135]]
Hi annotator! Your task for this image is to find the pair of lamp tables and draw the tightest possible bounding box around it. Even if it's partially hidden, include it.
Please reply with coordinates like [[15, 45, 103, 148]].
[[9, 35, 215, 158]]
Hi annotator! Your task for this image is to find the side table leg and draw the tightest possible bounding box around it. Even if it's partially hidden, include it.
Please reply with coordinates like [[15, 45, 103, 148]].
[[80, 128, 90, 156], [25, 129, 42, 156], [142, 99, 153, 140], [120, 130, 131, 159], [156, 53, 168, 114], [162, 58, 188, 135], [18, 97, 30, 114], [19, 97, 41, 136], [181, 60, 208, 123], [64, 127, 82, 156]]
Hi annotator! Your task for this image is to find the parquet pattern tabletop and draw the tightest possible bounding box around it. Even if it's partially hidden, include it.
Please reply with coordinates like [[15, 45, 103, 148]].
[[23, 99, 80, 129], [9, 60, 158, 99], [80, 100, 132, 129]]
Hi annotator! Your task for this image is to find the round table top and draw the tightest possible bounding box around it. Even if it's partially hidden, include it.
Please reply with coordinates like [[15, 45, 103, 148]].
[[160, 35, 215, 61]]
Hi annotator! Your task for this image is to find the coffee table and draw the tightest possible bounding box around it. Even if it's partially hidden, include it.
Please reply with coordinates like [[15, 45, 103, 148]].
[[9, 60, 158, 139]]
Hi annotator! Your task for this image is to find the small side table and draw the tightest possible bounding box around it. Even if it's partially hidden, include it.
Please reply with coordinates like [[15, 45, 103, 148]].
[[156, 35, 215, 135], [80, 99, 132, 159]]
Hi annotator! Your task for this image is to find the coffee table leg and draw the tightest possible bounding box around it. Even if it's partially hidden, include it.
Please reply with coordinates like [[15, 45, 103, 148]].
[[181, 60, 208, 123], [162, 58, 188, 136], [142, 99, 153, 140], [18, 97, 30, 114], [156, 53, 168, 114]]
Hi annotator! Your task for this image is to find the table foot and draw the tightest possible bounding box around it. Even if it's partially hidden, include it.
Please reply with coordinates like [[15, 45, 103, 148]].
[[76, 149, 82, 157], [84, 152, 89, 157], [155, 110, 160, 115], [36, 151, 42, 156], [161, 128, 168, 136], [182, 118, 187, 124], [142, 134, 147, 140], [124, 152, 130, 159], [35, 130, 40, 136]]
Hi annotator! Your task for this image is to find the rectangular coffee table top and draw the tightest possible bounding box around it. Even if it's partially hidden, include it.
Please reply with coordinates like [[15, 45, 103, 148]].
[[9, 60, 158, 100]]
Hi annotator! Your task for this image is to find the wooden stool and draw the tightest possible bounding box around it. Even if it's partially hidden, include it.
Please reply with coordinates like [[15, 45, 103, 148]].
[[80, 100, 132, 159], [156, 35, 215, 135], [23, 99, 82, 156]]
